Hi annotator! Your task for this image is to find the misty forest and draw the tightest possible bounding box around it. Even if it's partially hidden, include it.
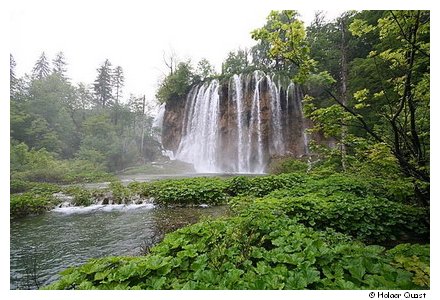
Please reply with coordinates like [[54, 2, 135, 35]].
[[10, 10, 429, 290]]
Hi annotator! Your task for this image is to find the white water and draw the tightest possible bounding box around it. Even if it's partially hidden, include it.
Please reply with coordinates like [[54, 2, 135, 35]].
[[250, 72, 265, 173], [52, 203, 155, 215], [173, 71, 306, 173], [176, 80, 220, 172], [231, 74, 247, 172], [268, 75, 284, 156]]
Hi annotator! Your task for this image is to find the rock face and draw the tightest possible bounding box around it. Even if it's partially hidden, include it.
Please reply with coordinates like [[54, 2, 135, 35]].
[[162, 97, 186, 152], [161, 71, 322, 173]]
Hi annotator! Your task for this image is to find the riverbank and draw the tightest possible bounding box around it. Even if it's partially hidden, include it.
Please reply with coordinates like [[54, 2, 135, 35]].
[[11, 171, 427, 290]]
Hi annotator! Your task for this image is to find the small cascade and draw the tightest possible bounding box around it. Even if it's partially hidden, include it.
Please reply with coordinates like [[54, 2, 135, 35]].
[[52, 191, 155, 214]]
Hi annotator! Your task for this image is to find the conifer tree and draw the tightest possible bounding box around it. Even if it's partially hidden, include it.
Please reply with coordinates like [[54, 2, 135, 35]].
[[32, 52, 50, 80], [112, 66, 124, 104], [52, 51, 68, 79], [93, 59, 113, 107]]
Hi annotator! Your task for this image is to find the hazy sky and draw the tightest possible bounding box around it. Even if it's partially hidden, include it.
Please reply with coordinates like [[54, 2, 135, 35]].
[[9, 0, 348, 104], [9, 0, 429, 105]]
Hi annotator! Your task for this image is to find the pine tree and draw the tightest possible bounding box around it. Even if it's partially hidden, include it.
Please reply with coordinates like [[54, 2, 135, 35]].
[[32, 52, 50, 80], [93, 59, 113, 107], [10, 54, 17, 96], [112, 66, 124, 104], [52, 51, 68, 79]]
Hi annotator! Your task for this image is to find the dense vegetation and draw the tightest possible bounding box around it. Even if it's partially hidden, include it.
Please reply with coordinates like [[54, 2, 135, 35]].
[[10, 52, 162, 185], [43, 170, 428, 290]]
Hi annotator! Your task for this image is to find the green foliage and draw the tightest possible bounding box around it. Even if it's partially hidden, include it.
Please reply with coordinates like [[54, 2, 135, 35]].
[[387, 244, 430, 288], [10, 183, 62, 217], [11, 53, 162, 182], [156, 62, 195, 104], [45, 212, 429, 290], [62, 187, 94, 206], [221, 49, 253, 77], [267, 157, 308, 174], [233, 194, 428, 245], [10, 179, 33, 194], [134, 177, 229, 206], [11, 142, 114, 184], [252, 10, 315, 83], [303, 10, 430, 205], [109, 182, 133, 204]]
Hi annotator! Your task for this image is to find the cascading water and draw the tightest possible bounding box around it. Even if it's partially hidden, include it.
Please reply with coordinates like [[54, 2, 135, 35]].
[[268, 75, 284, 156], [175, 80, 220, 172], [171, 71, 308, 173], [231, 74, 248, 172]]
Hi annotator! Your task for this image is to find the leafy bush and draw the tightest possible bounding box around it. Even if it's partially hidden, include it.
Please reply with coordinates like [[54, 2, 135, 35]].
[[225, 173, 305, 198], [386, 244, 430, 288], [10, 179, 33, 194], [44, 213, 429, 290], [109, 182, 133, 204], [11, 142, 114, 184], [136, 177, 228, 206], [231, 194, 428, 245], [267, 157, 309, 174], [11, 192, 59, 218], [62, 187, 94, 206]]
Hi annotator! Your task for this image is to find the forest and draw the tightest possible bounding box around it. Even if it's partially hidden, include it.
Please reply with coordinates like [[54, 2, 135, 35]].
[[10, 10, 430, 291]]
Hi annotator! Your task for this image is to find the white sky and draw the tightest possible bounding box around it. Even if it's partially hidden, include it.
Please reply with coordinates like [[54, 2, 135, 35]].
[[9, 0, 348, 104]]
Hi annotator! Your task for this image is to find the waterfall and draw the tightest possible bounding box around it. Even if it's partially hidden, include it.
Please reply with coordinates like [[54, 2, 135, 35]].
[[231, 74, 248, 172], [249, 72, 264, 173], [267, 75, 284, 156], [176, 80, 220, 172], [171, 71, 307, 173]]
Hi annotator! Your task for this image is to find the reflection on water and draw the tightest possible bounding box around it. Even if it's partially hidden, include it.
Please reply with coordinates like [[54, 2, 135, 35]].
[[10, 205, 229, 289]]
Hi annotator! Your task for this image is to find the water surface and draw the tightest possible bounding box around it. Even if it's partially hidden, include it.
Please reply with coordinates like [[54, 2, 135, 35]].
[[10, 204, 229, 289]]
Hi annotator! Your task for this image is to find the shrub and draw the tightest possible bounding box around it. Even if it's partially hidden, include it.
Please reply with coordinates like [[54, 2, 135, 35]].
[[267, 157, 309, 174], [224, 173, 305, 198], [10, 179, 33, 194], [139, 178, 229, 206], [10, 192, 59, 218], [231, 194, 428, 245], [109, 181, 133, 204], [63, 187, 94, 206]]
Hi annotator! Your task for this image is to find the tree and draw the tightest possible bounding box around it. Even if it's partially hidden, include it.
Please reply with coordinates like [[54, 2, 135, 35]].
[[156, 61, 194, 104], [93, 59, 113, 107], [162, 49, 178, 76], [112, 66, 124, 104], [253, 10, 430, 205], [252, 10, 315, 83], [348, 11, 429, 201], [221, 49, 252, 77], [10, 54, 18, 96], [32, 52, 50, 80], [52, 51, 68, 79], [195, 58, 216, 82]]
